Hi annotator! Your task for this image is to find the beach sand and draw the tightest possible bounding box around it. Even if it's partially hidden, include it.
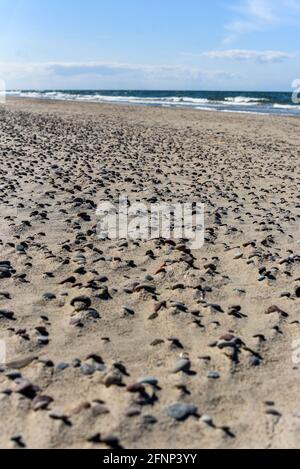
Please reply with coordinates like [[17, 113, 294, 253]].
[[0, 98, 300, 449]]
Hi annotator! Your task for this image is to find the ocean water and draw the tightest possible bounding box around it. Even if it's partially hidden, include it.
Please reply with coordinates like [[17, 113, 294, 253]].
[[6, 90, 300, 116]]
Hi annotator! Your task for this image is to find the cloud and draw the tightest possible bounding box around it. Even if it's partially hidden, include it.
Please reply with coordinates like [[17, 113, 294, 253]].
[[224, 0, 300, 43], [47, 62, 238, 82], [0, 61, 240, 89], [202, 49, 294, 63]]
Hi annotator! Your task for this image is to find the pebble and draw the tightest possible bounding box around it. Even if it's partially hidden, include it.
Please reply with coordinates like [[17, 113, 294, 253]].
[[168, 337, 184, 349], [143, 415, 157, 425], [43, 293, 56, 301], [14, 378, 38, 399], [71, 296, 92, 311], [101, 435, 120, 448], [148, 312, 158, 320], [142, 273, 154, 282], [265, 305, 288, 317], [249, 356, 261, 367], [234, 252, 243, 260], [207, 371, 220, 380], [151, 339, 164, 347], [72, 359, 81, 368], [266, 409, 282, 417], [32, 395, 53, 411], [0, 265, 12, 279], [166, 403, 198, 421], [154, 301, 167, 313], [11, 434, 26, 448], [37, 335, 49, 346], [56, 362, 69, 372], [134, 283, 156, 294], [137, 376, 159, 387], [127, 383, 146, 394], [16, 244, 26, 254], [208, 341, 218, 348], [201, 415, 214, 426], [0, 309, 15, 320], [87, 433, 101, 444], [280, 291, 291, 298], [49, 411, 70, 424], [122, 305, 135, 316], [5, 371, 22, 381], [91, 403, 110, 417], [126, 406, 142, 418], [265, 401, 275, 406], [85, 309, 101, 320], [0, 292, 11, 299], [5, 355, 38, 370], [104, 371, 123, 387], [171, 359, 191, 374], [81, 363, 96, 376], [170, 301, 188, 312]]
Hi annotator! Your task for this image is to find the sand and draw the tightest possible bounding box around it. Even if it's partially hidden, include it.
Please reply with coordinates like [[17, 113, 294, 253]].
[[0, 97, 300, 449]]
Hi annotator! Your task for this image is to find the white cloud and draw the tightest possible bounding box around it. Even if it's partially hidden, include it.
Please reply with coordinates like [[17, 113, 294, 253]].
[[0, 61, 240, 89], [202, 49, 294, 63], [224, 0, 300, 43]]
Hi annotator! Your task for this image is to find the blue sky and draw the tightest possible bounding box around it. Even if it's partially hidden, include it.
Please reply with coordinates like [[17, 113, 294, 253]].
[[0, 0, 299, 90]]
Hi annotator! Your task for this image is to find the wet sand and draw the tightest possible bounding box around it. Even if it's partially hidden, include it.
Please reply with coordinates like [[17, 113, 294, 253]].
[[0, 98, 300, 449]]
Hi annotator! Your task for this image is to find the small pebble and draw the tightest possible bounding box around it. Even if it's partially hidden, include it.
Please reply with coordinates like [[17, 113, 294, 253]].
[[56, 362, 69, 372], [32, 395, 53, 411], [166, 403, 198, 421], [207, 371, 220, 380], [137, 376, 159, 387], [171, 358, 191, 374]]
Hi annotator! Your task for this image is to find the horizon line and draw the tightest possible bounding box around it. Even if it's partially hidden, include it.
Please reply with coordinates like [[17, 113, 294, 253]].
[[7, 88, 292, 93]]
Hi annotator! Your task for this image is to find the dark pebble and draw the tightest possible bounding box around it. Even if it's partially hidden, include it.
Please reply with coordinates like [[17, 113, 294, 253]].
[[32, 395, 53, 411], [43, 293, 56, 301], [81, 363, 96, 376], [166, 403, 198, 421], [56, 362, 69, 372]]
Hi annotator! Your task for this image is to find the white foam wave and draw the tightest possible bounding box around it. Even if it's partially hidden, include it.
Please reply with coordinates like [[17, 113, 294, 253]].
[[6, 90, 300, 115], [224, 96, 268, 105], [273, 103, 300, 110]]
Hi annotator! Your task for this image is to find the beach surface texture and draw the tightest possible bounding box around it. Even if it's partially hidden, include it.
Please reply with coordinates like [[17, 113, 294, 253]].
[[0, 98, 300, 449]]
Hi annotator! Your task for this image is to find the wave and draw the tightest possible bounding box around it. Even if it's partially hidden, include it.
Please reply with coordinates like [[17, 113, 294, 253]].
[[6, 91, 214, 107], [6, 91, 261, 107], [273, 103, 300, 110], [224, 96, 269, 105], [5, 90, 300, 116]]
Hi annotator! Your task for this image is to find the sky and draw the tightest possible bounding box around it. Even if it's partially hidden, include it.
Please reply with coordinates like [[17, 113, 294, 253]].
[[0, 0, 299, 90]]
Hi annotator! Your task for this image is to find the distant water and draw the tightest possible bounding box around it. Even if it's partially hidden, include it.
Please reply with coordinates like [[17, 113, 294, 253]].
[[7, 90, 300, 116]]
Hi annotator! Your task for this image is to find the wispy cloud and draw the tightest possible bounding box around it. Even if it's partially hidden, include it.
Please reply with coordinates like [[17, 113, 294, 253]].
[[0, 61, 235, 79], [0, 61, 240, 89], [201, 49, 294, 63], [224, 0, 300, 43]]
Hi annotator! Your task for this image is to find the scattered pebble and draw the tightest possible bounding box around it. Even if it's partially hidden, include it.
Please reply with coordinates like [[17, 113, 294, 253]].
[[166, 403, 198, 421], [207, 371, 220, 380]]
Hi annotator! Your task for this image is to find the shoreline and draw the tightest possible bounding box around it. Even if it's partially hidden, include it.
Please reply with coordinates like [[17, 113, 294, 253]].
[[4, 97, 300, 126], [5, 95, 300, 119]]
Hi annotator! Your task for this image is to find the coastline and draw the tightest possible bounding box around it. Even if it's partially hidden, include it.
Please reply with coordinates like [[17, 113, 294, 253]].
[[0, 97, 300, 449], [6, 90, 300, 117], [5, 95, 300, 123]]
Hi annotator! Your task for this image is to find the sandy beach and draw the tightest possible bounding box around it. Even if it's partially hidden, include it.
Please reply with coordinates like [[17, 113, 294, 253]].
[[0, 97, 300, 449]]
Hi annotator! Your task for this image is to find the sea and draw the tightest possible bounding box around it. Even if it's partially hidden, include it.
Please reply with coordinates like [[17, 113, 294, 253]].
[[6, 90, 300, 116]]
